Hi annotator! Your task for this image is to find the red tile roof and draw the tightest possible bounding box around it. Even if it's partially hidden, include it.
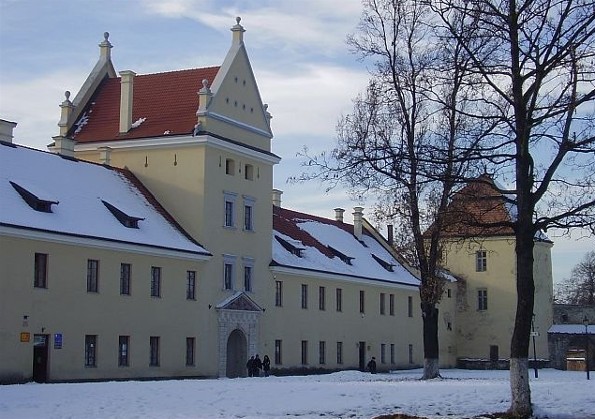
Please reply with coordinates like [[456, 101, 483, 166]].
[[71, 67, 220, 143], [273, 205, 364, 259], [428, 176, 515, 238]]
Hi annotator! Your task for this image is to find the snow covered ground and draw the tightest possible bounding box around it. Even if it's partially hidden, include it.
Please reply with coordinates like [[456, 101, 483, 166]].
[[1, 369, 594, 419]]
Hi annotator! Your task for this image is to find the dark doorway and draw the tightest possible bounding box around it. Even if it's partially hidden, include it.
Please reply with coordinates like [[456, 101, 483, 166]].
[[33, 334, 49, 383], [226, 329, 247, 378], [490, 345, 499, 362], [359, 341, 366, 371]]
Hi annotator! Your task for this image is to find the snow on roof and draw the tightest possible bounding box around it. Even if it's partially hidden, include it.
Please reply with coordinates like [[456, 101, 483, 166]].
[[272, 206, 419, 286], [0, 142, 210, 256], [548, 324, 594, 335]]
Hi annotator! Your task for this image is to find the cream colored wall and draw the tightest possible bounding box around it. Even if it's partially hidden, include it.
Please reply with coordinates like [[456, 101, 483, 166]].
[[443, 236, 552, 360], [0, 235, 214, 382], [262, 269, 424, 371]]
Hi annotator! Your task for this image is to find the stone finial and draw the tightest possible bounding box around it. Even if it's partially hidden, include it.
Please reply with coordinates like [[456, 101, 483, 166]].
[[99, 31, 113, 59], [264, 103, 272, 124], [197, 79, 212, 114], [58, 91, 74, 136], [231, 16, 245, 44]]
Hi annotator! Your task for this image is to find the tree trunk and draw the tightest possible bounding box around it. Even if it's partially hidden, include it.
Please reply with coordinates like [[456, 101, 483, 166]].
[[421, 302, 440, 379], [508, 227, 535, 417]]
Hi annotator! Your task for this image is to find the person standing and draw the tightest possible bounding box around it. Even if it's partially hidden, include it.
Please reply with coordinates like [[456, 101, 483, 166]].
[[262, 355, 271, 377], [367, 357, 377, 374], [254, 354, 263, 377], [246, 356, 255, 377]]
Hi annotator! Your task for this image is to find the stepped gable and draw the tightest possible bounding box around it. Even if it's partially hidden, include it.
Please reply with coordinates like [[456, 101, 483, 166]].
[[71, 67, 220, 143]]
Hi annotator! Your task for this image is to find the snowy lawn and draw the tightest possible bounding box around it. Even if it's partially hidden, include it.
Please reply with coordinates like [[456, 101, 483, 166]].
[[0, 369, 593, 419]]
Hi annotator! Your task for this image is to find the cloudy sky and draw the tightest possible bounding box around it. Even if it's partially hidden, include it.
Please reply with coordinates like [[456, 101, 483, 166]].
[[1, 0, 593, 284]]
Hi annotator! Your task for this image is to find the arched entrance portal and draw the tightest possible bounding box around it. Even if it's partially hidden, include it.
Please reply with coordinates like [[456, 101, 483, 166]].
[[226, 329, 247, 378]]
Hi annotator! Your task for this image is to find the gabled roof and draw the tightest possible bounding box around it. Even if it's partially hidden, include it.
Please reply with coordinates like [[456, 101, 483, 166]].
[[0, 141, 210, 257], [272, 206, 419, 286], [71, 67, 220, 143], [216, 291, 263, 312]]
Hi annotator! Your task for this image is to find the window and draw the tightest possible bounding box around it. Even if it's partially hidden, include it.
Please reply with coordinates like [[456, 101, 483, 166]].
[[223, 192, 237, 228], [275, 281, 283, 306], [336, 288, 342, 312], [10, 181, 57, 213], [336, 342, 343, 364], [380, 293, 386, 315], [85, 335, 97, 367], [243, 195, 256, 231], [389, 294, 395, 316], [390, 344, 395, 364], [275, 339, 282, 364], [243, 266, 252, 292], [301, 340, 308, 365], [187, 270, 196, 300], [102, 200, 143, 228], [186, 337, 195, 366], [151, 266, 161, 297], [301, 284, 308, 309], [408, 296, 413, 317], [118, 336, 129, 367], [447, 288, 452, 298], [319, 341, 326, 364], [244, 164, 254, 180], [223, 255, 236, 290], [408, 344, 414, 364], [478, 288, 488, 311], [359, 290, 365, 314], [225, 158, 235, 175], [34, 253, 48, 288], [120, 263, 131, 295], [149, 336, 160, 366], [381, 344, 386, 364], [87, 259, 99, 293], [319, 286, 326, 311], [476, 250, 487, 272]]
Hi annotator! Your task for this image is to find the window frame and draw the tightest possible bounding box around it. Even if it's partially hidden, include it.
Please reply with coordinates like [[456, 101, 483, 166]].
[[186, 337, 195, 366], [243, 195, 256, 231], [336, 341, 343, 364], [34, 252, 48, 288], [120, 263, 131, 296], [389, 294, 395, 316], [359, 290, 365, 314], [407, 295, 413, 318], [275, 280, 283, 307], [301, 284, 308, 309], [478, 288, 488, 311], [151, 266, 162, 298], [318, 286, 326, 311], [380, 293, 386, 315], [223, 254, 236, 291], [476, 250, 487, 272], [275, 339, 282, 365], [186, 270, 196, 300], [87, 259, 99, 293], [319, 341, 326, 365], [85, 335, 97, 367], [301, 340, 308, 365], [149, 336, 160, 367], [118, 335, 129, 367], [223, 191, 237, 228], [336, 288, 342, 312]]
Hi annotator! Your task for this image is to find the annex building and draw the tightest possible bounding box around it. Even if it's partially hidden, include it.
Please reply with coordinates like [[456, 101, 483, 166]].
[[0, 18, 552, 383]]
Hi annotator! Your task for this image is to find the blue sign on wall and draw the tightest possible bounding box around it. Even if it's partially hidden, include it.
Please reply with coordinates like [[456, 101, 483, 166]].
[[54, 333, 63, 349]]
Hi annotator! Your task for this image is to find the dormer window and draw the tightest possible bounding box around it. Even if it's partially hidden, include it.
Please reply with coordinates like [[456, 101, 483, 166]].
[[372, 254, 394, 272], [275, 235, 305, 258], [102, 200, 144, 229], [10, 181, 58, 213], [327, 245, 354, 265]]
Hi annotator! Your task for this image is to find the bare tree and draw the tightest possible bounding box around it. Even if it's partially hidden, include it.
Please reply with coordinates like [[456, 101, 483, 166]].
[[556, 251, 595, 305], [432, 0, 595, 416], [296, 0, 485, 379]]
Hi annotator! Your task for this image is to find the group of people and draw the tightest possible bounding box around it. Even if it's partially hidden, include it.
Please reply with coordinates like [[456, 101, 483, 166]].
[[246, 354, 271, 377]]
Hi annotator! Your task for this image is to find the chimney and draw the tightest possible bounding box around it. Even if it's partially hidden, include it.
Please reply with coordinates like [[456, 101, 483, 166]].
[[272, 189, 283, 207], [51, 135, 75, 157], [387, 224, 394, 246], [0, 119, 17, 143], [353, 207, 364, 240], [119, 70, 136, 134], [98, 146, 112, 165], [231, 16, 245, 45], [58, 91, 74, 136], [334, 208, 345, 222]]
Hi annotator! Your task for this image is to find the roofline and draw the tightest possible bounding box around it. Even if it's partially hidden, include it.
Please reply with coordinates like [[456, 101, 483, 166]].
[[440, 233, 553, 245], [269, 263, 420, 290], [0, 224, 212, 261], [73, 132, 281, 164]]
